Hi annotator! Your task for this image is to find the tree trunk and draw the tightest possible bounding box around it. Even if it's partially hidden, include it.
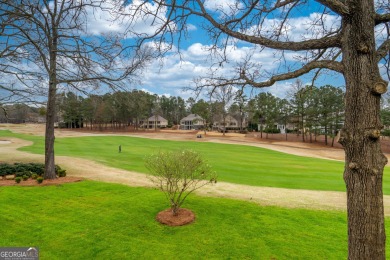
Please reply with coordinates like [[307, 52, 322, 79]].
[[340, 1, 387, 258], [44, 34, 58, 180], [325, 125, 328, 145]]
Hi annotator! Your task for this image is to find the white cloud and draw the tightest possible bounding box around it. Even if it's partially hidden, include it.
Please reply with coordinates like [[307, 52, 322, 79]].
[[204, 0, 244, 15], [186, 24, 197, 31], [245, 13, 340, 41], [67, 0, 173, 38], [138, 42, 285, 97]]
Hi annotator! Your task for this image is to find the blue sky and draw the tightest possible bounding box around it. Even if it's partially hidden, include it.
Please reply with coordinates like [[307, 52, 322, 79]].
[[111, 0, 347, 100]]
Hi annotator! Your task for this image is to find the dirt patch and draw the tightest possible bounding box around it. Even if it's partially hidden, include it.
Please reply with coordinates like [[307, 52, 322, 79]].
[[156, 208, 195, 226], [0, 176, 84, 186]]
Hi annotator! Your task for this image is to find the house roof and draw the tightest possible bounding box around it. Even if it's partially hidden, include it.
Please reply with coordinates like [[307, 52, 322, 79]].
[[180, 114, 204, 121], [147, 115, 168, 121], [213, 114, 242, 122]]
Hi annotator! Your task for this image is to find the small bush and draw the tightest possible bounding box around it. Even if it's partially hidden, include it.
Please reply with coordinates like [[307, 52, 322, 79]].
[[264, 128, 281, 134], [15, 171, 32, 178], [0, 163, 65, 177], [0, 164, 15, 176], [36, 177, 44, 184], [55, 165, 62, 175], [381, 129, 390, 137], [15, 177, 22, 183], [31, 173, 38, 180], [58, 169, 67, 177], [22, 175, 29, 181], [145, 149, 217, 216]]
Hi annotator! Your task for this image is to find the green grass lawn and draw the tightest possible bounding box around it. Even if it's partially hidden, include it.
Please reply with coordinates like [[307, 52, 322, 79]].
[[2, 129, 390, 193], [0, 181, 352, 259]]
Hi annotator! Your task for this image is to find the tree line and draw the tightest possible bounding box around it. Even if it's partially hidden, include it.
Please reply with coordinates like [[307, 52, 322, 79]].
[[2, 83, 348, 145]]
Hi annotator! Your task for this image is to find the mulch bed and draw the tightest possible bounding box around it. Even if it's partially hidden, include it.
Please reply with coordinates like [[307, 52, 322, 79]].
[[156, 208, 196, 226], [0, 176, 84, 186]]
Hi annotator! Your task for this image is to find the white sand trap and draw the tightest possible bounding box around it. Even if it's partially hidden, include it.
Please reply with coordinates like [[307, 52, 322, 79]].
[[0, 140, 11, 144]]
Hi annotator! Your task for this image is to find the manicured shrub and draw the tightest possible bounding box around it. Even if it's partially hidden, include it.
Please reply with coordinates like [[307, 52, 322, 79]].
[[0, 163, 15, 176], [31, 173, 38, 180], [27, 163, 45, 175], [15, 171, 32, 178], [15, 177, 22, 183], [55, 165, 62, 175], [36, 177, 44, 184], [22, 175, 29, 181], [58, 169, 67, 177], [0, 163, 65, 177]]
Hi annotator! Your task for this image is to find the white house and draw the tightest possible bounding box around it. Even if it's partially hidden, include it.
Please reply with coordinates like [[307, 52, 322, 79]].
[[180, 114, 204, 130], [140, 115, 168, 129]]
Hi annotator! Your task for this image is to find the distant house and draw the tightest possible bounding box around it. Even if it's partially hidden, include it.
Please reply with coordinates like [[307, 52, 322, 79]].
[[213, 114, 247, 131], [258, 122, 294, 134], [140, 115, 168, 129], [180, 114, 204, 130]]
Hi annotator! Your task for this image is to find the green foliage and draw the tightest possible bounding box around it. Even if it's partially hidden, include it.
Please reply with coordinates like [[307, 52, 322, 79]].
[[381, 129, 390, 137], [14, 177, 22, 183], [36, 177, 44, 184], [0, 162, 65, 177], [15, 171, 32, 178], [31, 173, 38, 180], [22, 175, 29, 181], [0, 181, 357, 259], [58, 169, 67, 177], [264, 128, 280, 134], [0, 163, 15, 176], [145, 149, 217, 215]]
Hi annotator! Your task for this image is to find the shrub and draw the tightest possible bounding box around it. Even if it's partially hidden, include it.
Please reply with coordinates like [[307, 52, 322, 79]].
[[0, 163, 15, 176], [15, 177, 22, 183], [22, 175, 29, 181], [15, 171, 32, 178], [31, 173, 38, 180], [145, 149, 217, 216], [264, 128, 281, 134], [0, 163, 65, 177], [381, 129, 390, 137], [27, 163, 45, 175], [36, 177, 44, 184], [58, 169, 67, 177]]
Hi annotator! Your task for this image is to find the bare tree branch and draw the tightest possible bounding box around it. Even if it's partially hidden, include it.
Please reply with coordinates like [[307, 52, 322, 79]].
[[377, 39, 390, 61], [314, 0, 350, 15], [375, 13, 390, 25], [194, 0, 341, 51], [241, 60, 343, 88]]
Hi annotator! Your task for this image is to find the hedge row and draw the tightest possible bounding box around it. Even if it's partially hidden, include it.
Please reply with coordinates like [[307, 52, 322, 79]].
[[0, 163, 66, 177]]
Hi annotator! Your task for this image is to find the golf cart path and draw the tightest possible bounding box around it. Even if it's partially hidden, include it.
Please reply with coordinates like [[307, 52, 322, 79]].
[[2, 137, 390, 215]]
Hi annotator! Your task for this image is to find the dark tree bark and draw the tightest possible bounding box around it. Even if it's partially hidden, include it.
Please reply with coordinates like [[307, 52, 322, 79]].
[[44, 22, 59, 179], [340, 1, 388, 257]]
